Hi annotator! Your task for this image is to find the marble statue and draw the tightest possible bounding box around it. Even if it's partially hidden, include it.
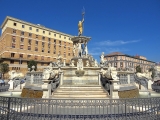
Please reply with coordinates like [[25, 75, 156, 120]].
[[43, 67, 58, 80], [86, 60, 90, 67], [77, 59, 83, 70], [137, 70, 152, 79], [84, 41, 88, 56], [70, 60, 75, 67], [73, 44, 76, 56], [94, 59, 98, 67], [100, 52, 104, 64], [56, 53, 62, 65], [8, 70, 24, 79], [78, 11, 85, 36], [77, 41, 82, 57]]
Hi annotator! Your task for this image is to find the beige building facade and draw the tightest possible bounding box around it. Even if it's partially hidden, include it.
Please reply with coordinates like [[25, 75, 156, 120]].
[[0, 16, 73, 76], [104, 52, 155, 72]]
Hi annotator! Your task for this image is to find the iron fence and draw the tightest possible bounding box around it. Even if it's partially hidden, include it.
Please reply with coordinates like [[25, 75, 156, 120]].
[[0, 96, 160, 120]]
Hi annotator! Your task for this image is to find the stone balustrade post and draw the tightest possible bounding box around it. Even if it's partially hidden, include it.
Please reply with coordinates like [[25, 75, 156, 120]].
[[42, 79, 51, 98], [127, 73, 130, 84], [110, 80, 119, 98], [60, 72, 63, 85]]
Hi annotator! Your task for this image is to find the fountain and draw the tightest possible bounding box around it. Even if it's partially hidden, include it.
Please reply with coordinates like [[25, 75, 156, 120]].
[[8, 11, 160, 99]]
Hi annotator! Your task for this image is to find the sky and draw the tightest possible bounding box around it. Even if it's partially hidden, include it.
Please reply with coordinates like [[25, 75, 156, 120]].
[[0, 0, 160, 63]]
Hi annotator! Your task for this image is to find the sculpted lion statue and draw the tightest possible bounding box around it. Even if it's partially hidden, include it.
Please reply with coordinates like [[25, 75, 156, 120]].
[[8, 70, 24, 79]]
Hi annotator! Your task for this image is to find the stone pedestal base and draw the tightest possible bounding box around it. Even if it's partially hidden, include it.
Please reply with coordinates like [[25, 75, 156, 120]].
[[118, 88, 139, 98], [21, 88, 43, 98], [42, 80, 51, 98]]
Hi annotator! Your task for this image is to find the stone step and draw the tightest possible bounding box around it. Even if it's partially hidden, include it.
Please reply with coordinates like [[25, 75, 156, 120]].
[[52, 94, 108, 98], [53, 92, 107, 95], [59, 86, 102, 89], [51, 85, 109, 98], [56, 90, 105, 92]]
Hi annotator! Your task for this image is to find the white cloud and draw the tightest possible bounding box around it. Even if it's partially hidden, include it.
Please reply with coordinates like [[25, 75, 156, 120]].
[[97, 40, 140, 46], [88, 47, 129, 56]]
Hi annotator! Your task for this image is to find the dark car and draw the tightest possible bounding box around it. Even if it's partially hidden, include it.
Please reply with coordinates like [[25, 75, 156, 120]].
[[0, 79, 5, 86]]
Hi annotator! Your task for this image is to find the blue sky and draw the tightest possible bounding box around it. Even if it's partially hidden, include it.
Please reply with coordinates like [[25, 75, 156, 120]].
[[0, 0, 160, 62]]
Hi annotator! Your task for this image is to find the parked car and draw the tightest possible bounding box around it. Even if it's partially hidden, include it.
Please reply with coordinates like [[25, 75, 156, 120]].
[[0, 79, 5, 86]]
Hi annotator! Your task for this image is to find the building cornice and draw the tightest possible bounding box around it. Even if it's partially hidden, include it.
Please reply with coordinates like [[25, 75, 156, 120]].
[[1, 16, 73, 38], [104, 54, 155, 63]]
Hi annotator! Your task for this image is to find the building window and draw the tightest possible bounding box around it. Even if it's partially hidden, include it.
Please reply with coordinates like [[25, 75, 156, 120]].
[[114, 57, 117, 61], [54, 39, 56, 43], [12, 36, 16, 42], [36, 29, 39, 32], [43, 31, 45, 34], [20, 45, 24, 49], [64, 37, 66, 39], [22, 25, 25, 28], [41, 56, 44, 60], [59, 41, 61, 44], [28, 46, 31, 50], [19, 54, 23, 58], [35, 47, 38, 51], [13, 23, 17, 26], [49, 32, 51, 35], [54, 51, 56, 54], [48, 38, 50, 42], [35, 41, 38, 45], [11, 53, 15, 57], [54, 34, 56, 37], [68, 53, 70, 56], [48, 51, 50, 53], [10, 60, 14, 64], [54, 45, 56, 49], [42, 49, 44, 52], [21, 38, 24, 43], [42, 36, 45, 40], [120, 62, 123, 67], [59, 35, 61, 38], [21, 31, 24, 35], [42, 42, 45, 47], [35, 56, 38, 60], [41, 63, 44, 66], [13, 29, 16, 33], [27, 55, 31, 58], [28, 39, 31, 45], [29, 27, 32, 30], [114, 62, 117, 67], [29, 33, 32, 37], [12, 43, 15, 48], [36, 35, 38, 38], [69, 38, 71, 40]]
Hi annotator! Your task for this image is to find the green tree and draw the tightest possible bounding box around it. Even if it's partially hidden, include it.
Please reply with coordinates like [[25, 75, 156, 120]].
[[149, 67, 155, 79], [27, 60, 37, 71], [0, 63, 9, 79], [136, 65, 142, 73]]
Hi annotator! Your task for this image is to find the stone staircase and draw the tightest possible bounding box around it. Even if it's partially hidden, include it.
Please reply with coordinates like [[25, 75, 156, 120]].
[[51, 85, 109, 98]]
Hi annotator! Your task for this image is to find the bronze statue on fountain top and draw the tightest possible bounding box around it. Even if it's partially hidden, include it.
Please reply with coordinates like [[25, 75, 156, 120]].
[[78, 11, 85, 36]]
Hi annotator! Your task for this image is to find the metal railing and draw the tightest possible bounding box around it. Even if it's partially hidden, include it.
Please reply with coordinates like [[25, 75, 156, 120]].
[[0, 96, 160, 120]]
